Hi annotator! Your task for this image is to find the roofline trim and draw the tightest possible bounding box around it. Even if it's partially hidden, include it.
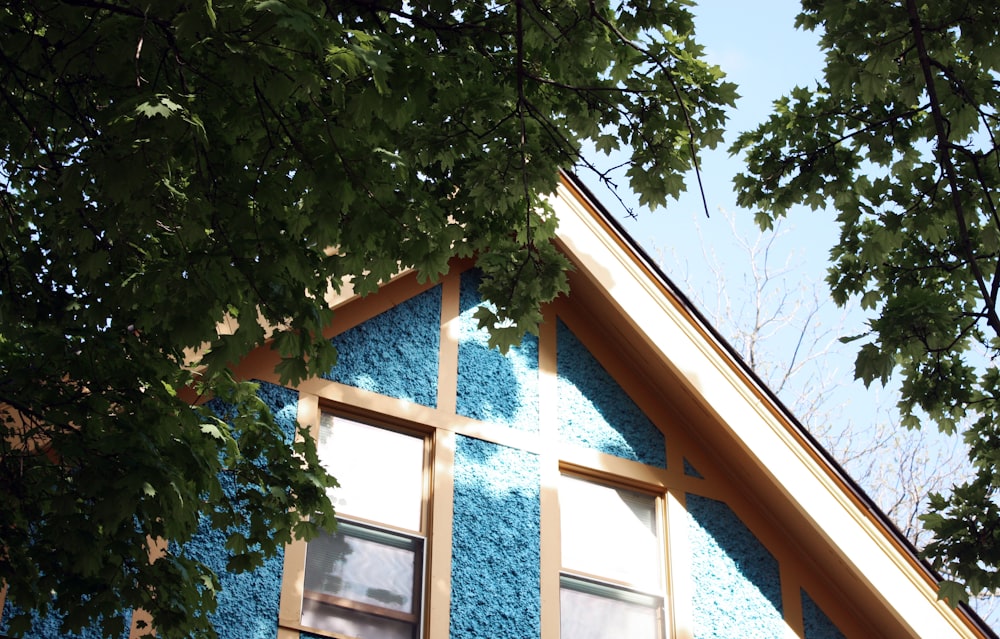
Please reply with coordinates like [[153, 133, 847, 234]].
[[557, 169, 996, 639]]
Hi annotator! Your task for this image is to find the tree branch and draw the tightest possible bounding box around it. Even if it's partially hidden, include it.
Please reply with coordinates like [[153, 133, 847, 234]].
[[905, 0, 1000, 339]]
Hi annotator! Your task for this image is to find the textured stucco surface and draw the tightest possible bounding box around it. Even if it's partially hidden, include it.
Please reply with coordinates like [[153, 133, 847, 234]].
[[687, 494, 784, 638], [683, 457, 704, 478], [0, 606, 130, 639], [450, 435, 541, 639], [556, 319, 666, 468], [801, 589, 846, 639], [323, 285, 441, 407], [456, 269, 540, 431]]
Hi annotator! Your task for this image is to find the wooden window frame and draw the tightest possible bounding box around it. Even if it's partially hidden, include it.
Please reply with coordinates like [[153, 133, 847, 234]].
[[281, 407, 432, 639], [558, 472, 668, 639]]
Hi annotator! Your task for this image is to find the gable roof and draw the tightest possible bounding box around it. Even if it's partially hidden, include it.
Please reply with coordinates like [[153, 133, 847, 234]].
[[552, 170, 995, 639]]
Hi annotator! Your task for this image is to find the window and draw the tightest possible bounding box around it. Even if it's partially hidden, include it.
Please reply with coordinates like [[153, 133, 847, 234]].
[[301, 414, 428, 639], [559, 474, 665, 639]]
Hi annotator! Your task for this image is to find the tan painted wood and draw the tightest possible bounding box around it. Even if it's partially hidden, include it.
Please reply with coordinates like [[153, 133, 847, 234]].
[[277, 391, 319, 630], [665, 490, 694, 639], [780, 560, 806, 639], [427, 428, 455, 639], [538, 308, 562, 639], [437, 269, 460, 417], [127, 537, 167, 639]]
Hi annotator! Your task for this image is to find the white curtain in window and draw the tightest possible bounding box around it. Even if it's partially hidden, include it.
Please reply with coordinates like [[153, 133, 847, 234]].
[[559, 475, 660, 589], [317, 415, 424, 531]]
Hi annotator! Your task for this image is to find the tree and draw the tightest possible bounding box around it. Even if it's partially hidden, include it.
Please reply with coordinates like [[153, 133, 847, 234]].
[[0, 1, 736, 637], [732, 0, 1000, 604]]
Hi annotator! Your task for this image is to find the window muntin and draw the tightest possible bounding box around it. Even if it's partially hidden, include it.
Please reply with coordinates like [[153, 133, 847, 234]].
[[559, 474, 664, 639], [303, 414, 427, 639]]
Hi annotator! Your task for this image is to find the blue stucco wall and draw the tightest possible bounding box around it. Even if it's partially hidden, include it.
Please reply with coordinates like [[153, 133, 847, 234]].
[[0, 606, 129, 639], [450, 435, 541, 639], [556, 320, 666, 468], [802, 589, 846, 639], [686, 494, 784, 638], [456, 270, 540, 432], [323, 285, 441, 407], [180, 382, 298, 639]]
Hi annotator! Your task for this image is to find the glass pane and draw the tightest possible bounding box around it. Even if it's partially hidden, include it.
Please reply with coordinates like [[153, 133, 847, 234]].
[[304, 522, 421, 615], [561, 584, 660, 639], [559, 475, 660, 589], [302, 598, 416, 639], [318, 414, 424, 530]]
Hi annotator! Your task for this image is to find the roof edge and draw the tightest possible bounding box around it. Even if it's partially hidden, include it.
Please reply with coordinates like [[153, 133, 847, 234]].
[[557, 168, 997, 639]]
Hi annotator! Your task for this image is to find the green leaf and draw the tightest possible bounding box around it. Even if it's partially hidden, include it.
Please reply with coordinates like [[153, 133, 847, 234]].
[[0, 0, 736, 634], [936, 580, 969, 608]]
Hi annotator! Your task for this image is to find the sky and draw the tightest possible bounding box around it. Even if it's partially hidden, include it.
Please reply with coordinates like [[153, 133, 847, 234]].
[[611, 1, 834, 295], [580, 1, 867, 420]]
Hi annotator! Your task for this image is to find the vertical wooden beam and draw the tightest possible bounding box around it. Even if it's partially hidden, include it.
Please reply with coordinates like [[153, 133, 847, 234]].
[[277, 391, 320, 631], [427, 268, 459, 638], [666, 490, 694, 639], [127, 537, 167, 639], [781, 561, 805, 639], [539, 307, 562, 639], [437, 271, 460, 416], [427, 428, 455, 639]]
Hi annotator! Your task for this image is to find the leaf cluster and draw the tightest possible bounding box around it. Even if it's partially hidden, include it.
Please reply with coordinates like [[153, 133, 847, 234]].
[[732, 0, 1000, 600], [0, 0, 732, 636]]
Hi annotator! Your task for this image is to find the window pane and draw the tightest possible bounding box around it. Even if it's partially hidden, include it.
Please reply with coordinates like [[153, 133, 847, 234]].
[[559, 475, 660, 589], [317, 415, 424, 530], [304, 522, 422, 615], [560, 583, 660, 639], [302, 599, 416, 639]]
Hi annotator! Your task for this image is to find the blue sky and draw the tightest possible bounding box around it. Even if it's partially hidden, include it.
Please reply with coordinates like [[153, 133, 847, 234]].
[[616, 1, 831, 284], [579, 1, 861, 408]]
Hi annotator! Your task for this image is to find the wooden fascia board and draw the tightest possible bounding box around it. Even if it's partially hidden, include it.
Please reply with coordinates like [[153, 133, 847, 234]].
[[548, 178, 981, 639]]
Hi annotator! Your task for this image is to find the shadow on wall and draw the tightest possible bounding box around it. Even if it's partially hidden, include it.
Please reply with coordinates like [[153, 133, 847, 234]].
[[686, 494, 785, 638], [456, 270, 540, 432], [1, 383, 303, 639], [182, 383, 298, 639], [450, 435, 541, 639], [556, 319, 666, 468]]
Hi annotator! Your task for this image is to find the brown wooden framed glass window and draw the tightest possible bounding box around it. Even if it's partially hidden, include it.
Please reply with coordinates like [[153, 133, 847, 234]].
[[301, 413, 429, 639], [558, 474, 665, 639]]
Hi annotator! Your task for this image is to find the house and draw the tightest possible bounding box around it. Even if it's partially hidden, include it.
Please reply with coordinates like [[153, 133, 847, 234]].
[[3, 173, 994, 638]]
